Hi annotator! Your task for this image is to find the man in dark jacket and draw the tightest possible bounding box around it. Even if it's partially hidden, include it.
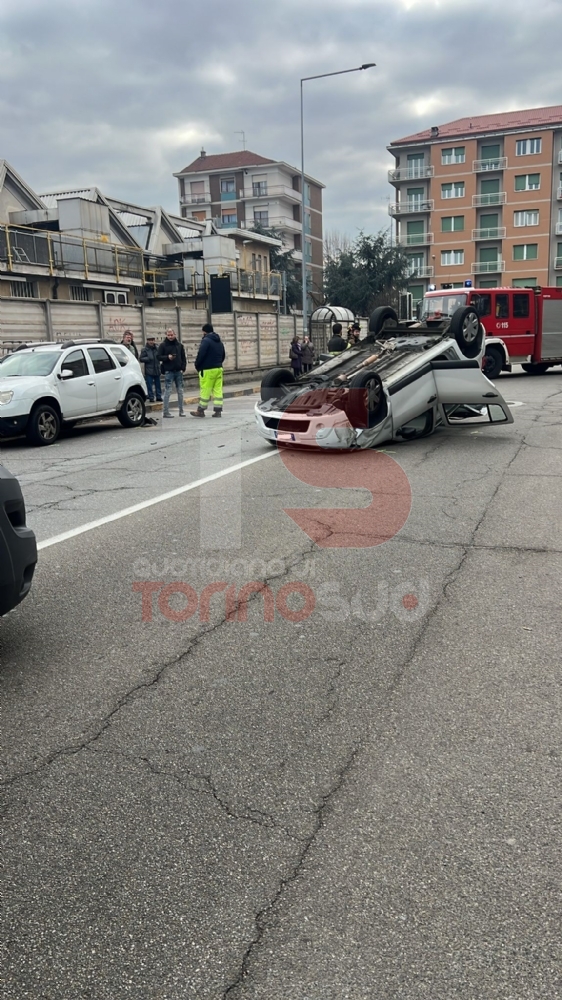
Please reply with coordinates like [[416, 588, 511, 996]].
[[157, 328, 187, 418], [139, 336, 162, 402], [327, 323, 347, 355], [191, 323, 226, 418]]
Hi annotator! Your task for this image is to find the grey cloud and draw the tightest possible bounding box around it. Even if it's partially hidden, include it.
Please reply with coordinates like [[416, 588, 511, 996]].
[[0, 0, 560, 235]]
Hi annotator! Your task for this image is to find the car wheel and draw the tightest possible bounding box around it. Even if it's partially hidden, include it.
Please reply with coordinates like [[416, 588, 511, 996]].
[[482, 346, 503, 379], [521, 362, 549, 375], [449, 307, 484, 359], [117, 391, 146, 427], [368, 306, 398, 338], [26, 404, 61, 446], [260, 367, 296, 402], [346, 370, 385, 429]]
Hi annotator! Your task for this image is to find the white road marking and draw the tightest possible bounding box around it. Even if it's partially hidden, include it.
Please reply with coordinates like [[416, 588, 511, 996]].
[[37, 450, 276, 550]]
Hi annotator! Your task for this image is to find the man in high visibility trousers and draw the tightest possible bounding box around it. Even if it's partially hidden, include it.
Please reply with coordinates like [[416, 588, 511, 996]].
[[191, 323, 226, 418]]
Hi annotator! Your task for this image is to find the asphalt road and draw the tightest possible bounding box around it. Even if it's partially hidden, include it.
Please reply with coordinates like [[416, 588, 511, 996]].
[[1, 375, 561, 999]]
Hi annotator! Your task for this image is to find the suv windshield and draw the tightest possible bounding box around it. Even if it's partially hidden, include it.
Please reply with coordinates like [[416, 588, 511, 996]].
[[0, 352, 60, 377], [421, 292, 467, 320]]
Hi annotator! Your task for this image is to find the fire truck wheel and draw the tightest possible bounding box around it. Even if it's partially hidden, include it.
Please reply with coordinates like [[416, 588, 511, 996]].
[[449, 307, 484, 359], [482, 347, 503, 379], [521, 363, 550, 375], [260, 367, 296, 401], [368, 306, 398, 338], [346, 370, 386, 428]]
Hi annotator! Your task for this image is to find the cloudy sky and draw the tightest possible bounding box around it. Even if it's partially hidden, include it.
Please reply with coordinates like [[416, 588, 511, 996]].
[[1, 0, 561, 239]]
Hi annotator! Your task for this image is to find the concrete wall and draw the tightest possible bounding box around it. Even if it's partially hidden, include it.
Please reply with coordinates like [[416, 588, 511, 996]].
[[0, 297, 303, 370]]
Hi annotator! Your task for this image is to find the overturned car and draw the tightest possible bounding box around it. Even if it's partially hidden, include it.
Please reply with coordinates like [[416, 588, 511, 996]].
[[255, 305, 514, 449]]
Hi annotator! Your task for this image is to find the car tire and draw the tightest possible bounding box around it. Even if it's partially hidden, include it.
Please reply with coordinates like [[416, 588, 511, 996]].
[[346, 370, 385, 429], [482, 346, 503, 379], [117, 391, 146, 428], [25, 404, 61, 446], [521, 362, 549, 375], [368, 306, 398, 337], [449, 307, 484, 359], [260, 367, 296, 402]]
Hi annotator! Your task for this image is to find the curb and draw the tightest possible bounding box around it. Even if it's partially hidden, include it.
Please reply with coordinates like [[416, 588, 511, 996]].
[[147, 386, 260, 410]]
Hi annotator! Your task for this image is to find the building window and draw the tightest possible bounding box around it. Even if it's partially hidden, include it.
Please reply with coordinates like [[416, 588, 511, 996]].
[[304, 182, 311, 207], [479, 213, 499, 234], [513, 244, 538, 261], [441, 249, 464, 266], [514, 210, 539, 226], [516, 138, 541, 156], [480, 143, 500, 160], [407, 254, 424, 276], [515, 173, 540, 191], [10, 281, 36, 298], [441, 146, 465, 164], [441, 181, 465, 199], [442, 215, 464, 232], [220, 177, 235, 193], [512, 277, 538, 287], [252, 176, 268, 197], [305, 239, 312, 261], [190, 180, 205, 203], [221, 211, 237, 225], [304, 210, 312, 233], [294, 234, 302, 251], [70, 285, 90, 301], [104, 290, 127, 304], [253, 210, 269, 226], [406, 220, 424, 244]]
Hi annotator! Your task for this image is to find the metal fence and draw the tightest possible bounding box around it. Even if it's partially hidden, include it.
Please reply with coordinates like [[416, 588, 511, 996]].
[[143, 266, 282, 298], [0, 225, 144, 282]]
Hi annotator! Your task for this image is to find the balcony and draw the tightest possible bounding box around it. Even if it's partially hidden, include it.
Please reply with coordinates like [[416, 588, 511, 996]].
[[181, 194, 209, 205], [388, 199, 434, 217], [554, 257, 562, 269], [472, 157, 507, 172], [144, 266, 282, 299], [388, 165, 434, 184], [395, 232, 434, 247], [471, 260, 506, 274], [245, 184, 301, 203], [472, 227, 507, 240], [557, 186, 562, 200], [558, 150, 562, 164], [0, 224, 144, 284], [556, 223, 562, 235], [472, 192, 507, 207], [407, 265, 434, 279]]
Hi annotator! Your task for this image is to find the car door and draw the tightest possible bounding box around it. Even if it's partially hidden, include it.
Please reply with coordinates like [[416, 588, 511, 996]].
[[57, 349, 97, 418], [432, 359, 513, 426], [387, 361, 438, 436], [86, 347, 123, 412]]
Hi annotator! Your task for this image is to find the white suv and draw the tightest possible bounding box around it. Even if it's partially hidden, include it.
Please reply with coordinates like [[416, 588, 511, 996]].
[[0, 339, 148, 446]]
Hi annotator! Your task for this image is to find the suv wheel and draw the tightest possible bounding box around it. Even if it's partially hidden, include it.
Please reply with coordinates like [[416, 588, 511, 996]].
[[26, 404, 61, 446], [118, 391, 146, 428]]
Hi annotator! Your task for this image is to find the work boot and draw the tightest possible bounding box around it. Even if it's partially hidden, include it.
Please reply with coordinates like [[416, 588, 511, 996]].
[[190, 407, 205, 418], [212, 409, 222, 418]]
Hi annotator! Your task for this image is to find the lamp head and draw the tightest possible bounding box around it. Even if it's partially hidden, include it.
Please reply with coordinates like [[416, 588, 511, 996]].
[[361, 63, 376, 69]]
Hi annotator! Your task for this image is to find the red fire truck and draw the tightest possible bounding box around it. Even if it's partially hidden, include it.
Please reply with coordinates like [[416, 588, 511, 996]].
[[421, 286, 562, 379]]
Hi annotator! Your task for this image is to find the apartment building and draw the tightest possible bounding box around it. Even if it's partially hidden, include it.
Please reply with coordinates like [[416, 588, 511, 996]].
[[387, 105, 562, 306], [174, 149, 324, 301]]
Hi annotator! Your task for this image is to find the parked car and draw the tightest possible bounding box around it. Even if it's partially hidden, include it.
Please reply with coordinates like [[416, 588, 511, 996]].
[[0, 464, 37, 616], [0, 339, 147, 446], [255, 306, 514, 449]]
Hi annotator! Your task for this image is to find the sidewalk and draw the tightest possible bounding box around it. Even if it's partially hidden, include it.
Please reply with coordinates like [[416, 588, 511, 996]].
[[147, 380, 261, 411]]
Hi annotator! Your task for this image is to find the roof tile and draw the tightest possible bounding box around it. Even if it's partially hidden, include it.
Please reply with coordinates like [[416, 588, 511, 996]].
[[178, 150, 275, 174], [390, 104, 562, 146]]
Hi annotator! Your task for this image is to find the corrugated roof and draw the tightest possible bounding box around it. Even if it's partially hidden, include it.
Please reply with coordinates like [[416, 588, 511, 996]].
[[39, 188, 98, 208], [115, 210, 152, 227], [178, 150, 275, 174], [390, 104, 562, 146], [177, 225, 201, 240]]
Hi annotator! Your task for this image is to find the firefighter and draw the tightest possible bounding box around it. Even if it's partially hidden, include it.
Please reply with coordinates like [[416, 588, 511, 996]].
[[191, 323, 226, 418], [327, 323, 347, 355]]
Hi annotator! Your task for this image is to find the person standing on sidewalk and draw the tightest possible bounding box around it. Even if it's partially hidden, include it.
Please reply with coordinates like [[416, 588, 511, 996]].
[[157, 328, 187, 418], [139, 336, 163, 402], [191, 323, 226, 418], [301, 336, 315, 373], [121, 331, 139, 359]]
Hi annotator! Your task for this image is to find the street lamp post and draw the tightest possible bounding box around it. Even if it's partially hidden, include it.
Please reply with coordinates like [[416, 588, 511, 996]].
[[300, 63, 376, 336]]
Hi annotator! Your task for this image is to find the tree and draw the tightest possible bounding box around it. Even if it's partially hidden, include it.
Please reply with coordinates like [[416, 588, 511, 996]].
[[323, 230, 409, 316], [323, 229, 352, 262], [250, 223, 301, 311]]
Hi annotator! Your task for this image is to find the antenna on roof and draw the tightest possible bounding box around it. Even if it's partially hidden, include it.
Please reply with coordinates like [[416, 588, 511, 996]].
[[235, 130, 246, 150]]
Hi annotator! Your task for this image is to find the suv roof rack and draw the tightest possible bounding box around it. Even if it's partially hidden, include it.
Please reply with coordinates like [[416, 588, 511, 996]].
[[59, 338, 118, 349]]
